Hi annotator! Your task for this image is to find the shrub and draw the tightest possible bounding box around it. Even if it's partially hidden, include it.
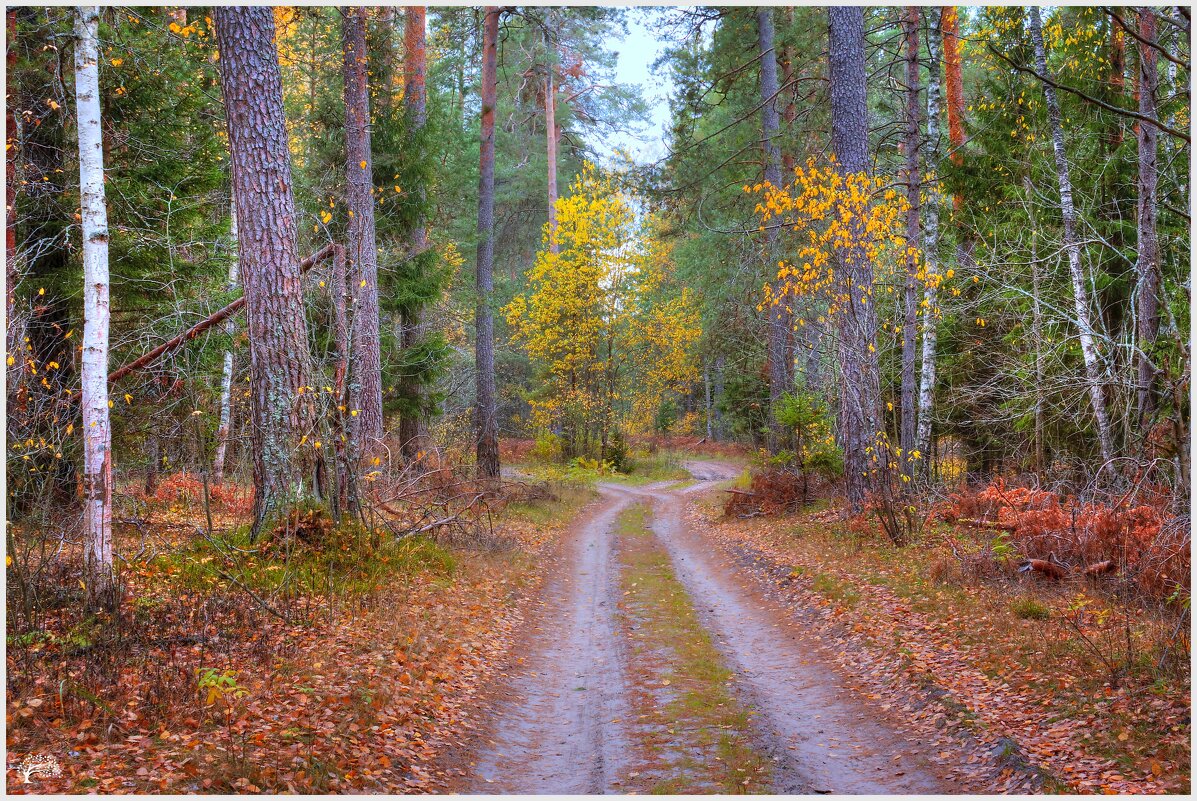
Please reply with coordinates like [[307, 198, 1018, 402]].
[[1011, 597, 1051, 620]]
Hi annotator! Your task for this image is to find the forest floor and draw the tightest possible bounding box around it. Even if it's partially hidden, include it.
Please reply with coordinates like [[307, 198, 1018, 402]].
[[6, 454, 1189, 794]]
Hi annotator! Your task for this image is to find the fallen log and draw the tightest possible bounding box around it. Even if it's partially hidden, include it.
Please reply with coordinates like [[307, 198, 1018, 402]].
[[1017, 558, 1067, 580], [107, 243, 336, 386]]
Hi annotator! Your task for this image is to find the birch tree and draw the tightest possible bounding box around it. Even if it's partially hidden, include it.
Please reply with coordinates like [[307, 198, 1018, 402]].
[[75, 4, 114, 606], [212, 200, 238, 484], [916, 6, 943, 463], [1135, 7, 1161, 431], [1028, 6, 1115, 464]]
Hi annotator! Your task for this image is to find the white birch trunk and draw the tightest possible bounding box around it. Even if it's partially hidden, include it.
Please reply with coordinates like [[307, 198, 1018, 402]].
[[212, 199, 239, 483], [1029, 7, 1114, 465], [75, 5, 113, 604], [916, 7, 943, 463]]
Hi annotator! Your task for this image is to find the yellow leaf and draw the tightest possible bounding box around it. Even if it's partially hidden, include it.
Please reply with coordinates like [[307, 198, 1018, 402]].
[[110, 58, 123, 66], [360, 160, 367, 169], [124, 393, 133, 404]]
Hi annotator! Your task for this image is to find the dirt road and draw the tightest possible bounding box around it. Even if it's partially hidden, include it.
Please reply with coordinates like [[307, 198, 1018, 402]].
[[463, 464, 958, 794]]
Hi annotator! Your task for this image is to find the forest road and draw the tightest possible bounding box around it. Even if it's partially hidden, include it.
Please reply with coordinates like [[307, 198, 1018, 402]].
[[463, 461, 957, 794]]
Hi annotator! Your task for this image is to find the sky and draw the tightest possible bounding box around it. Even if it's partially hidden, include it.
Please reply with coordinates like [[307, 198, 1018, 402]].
[[598, 8, 675, 165]]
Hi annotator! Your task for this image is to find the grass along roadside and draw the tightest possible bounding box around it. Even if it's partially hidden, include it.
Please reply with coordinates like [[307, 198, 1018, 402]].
[[613, 504, 771, 794]]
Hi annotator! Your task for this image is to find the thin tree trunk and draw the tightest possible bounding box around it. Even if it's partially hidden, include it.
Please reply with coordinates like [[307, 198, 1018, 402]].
[[475, 7, 501, 480], [330, 245, 358, 516], [343, 6, 384, 452], [900, 6, 921, 478], [214, 6, 317, 536], [398, 5, 430, 462], [1135, 7, 1161, 431], [828, 6, 881, 512], [942, 7, 966, 192], [75, 5, 114, 608], [704, 359, 713, 440], [6, 9, 20, 394], [1026, 176, 1046, 476], [1110, 23, 1126, 149], [758, 7, 790, 450], [1029, 7, 1115, 465], [545, 9, 560, 255], [916, 6, 944, 463], [212, 199, 239, 484]]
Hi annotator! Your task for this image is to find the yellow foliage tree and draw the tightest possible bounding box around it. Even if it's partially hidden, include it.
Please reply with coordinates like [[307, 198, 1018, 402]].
[[505, 164, 700, 458]]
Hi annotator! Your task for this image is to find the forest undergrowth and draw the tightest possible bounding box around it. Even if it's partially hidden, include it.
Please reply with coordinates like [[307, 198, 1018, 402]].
[[702, 473, 1190, 794], [5, 449, 589, 793]]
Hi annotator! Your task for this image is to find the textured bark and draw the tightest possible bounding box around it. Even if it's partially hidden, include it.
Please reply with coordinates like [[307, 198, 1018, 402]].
[[916, 7, 944, 462], [6, 9, 19, 390], [475, 8, 501, 479], [828, 6, 881, 512], [398, 5, 430, 462], [212, 200, 239, 483], [329, 245, 358, 517], [1029, 7, 1114, 464], [545, 9, 560, 255], [75, 5, 114, 607], [900, 6, 921, 478], [942, 8, 966, 178], [758, 7, 790, 450], [214, 6, 317, 536], [342, 6, 384, 452], [1135, 8, 1161, 430]]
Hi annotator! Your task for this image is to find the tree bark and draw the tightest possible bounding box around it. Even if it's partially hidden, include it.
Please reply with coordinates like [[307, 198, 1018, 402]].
[[75, 5, 114, 608], [212, 199, 239, 484], [1028, 6, 1115, 465], [545, 9, 560, 255], [1135, 7, 1161, 431], [6, 9, 20, 396], [900, 6, 921, 478], [214, 6, 317, 536], [916, 6, 944, 463], [342, 6, 384, 452], [828, 6, 881, 512], [398, 5, 430, 462], [758, 7, 790, 450], [475, 7, 501, 480], [942, 7, 966, 187]]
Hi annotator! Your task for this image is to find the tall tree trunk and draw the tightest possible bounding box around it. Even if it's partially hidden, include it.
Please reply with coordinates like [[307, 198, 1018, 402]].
[[828, 6, 881, 512], [942, 7, 966, 191], [342, 6, 384, 452], [398, 6, 430, 462], [214, 6, 317, 536], [212, 199, 239, 484], [1028, 6, 1115, 465], [916, 6, 944, 463], [330, 245, 358, 516], [545, 9, 560, 255], [6, 9, 20, 395], [900, 6, 921, 478], [1026, 177, 1046, 476], [75, 5, 114, 608], [1110, 23, 1125, 149], [475, 7, 501, 480], [758, 7, 790, 450], [1135, 7, 1161, 432]]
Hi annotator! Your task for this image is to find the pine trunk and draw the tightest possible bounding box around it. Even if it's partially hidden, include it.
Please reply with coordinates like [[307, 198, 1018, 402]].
[[214, 6, 317, 536], [343, 6, 384, 453], [1135, 8, 1160, 431], [398, 6, 430, 462], [758, 7, 790, 450], [900, 6, 921, 478], [1029, 7, 1114, 465], [75, 5, 114, 607], [916, 6, 944, 463], [828, 6, 881, 512], [475, 7, 501, 480]]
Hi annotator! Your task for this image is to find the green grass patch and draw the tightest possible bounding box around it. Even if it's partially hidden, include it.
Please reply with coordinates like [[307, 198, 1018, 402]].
[[1011, 597, 1051, 620], [810, 572, 861, 608], [615, 504, 770, 794]]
